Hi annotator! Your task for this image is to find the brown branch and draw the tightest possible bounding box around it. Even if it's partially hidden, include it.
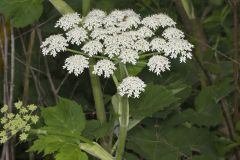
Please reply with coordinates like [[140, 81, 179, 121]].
[[1, 17, 10, 160], [22, 29, 36, 105], [9, 26, 15, 111], [56, 73, 69, 93], [231, 0, 239, 122]]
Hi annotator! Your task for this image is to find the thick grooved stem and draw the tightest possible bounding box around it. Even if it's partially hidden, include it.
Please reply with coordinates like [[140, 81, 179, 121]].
[[116, 96, 129, 160]]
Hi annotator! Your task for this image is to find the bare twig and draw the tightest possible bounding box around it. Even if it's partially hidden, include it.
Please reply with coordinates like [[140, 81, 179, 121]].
[[15, 57, 45, 75], [9, 26, 15, 111], [23, 29, 36, 104], [1, 16, 10, 160], [56, 73, 69, 93]]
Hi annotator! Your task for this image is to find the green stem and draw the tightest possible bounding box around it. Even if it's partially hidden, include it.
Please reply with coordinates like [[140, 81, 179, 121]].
[[116, 96, 129, 160], [82, 0, 91, 16], [89, 63, 107, 124], [80, 142, 114, 160], [49, 0, 74, 14], [67, 48, 104, 59]]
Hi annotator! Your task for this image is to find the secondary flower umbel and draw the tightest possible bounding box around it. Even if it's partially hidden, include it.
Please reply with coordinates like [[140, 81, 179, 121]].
[[41, 9, 193, 98]]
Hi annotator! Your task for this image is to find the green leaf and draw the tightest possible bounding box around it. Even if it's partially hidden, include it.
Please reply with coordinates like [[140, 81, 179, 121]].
[[0, 0, 43, 27], [130, 85, 178, 119], [41, 97, 86, 134], [29, 135, 73, 155], [127, 123, 221, 160], [55, 144, 88, 160], [83, 120, 114, 139], [193, 79, 233, 126], [29, 98, 89, 160], [127, 63, 146, 76]]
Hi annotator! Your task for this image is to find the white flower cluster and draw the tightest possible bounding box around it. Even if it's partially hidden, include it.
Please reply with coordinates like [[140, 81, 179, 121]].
[[41, 9, 193, 98], [63, 55, 89, 76], [93, 59, 116, 78], [118, 77, 146, 98]]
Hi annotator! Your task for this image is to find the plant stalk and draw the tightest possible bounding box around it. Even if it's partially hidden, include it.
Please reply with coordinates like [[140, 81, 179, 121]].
[[89, 63, 107, 124], [116, 96, 129, 160]]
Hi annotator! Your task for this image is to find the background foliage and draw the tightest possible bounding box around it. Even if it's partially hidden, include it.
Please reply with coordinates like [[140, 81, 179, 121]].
[[0, 0, 240, 160]]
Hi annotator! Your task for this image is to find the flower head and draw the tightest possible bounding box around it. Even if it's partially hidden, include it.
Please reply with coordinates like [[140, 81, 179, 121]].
[[40, 9, 193, 98], [119, 49, 139, 64], [141, 13, 176, 30], [150, 38, 166, 52], [93, 59, 116, 78], [41, 34, 68, 57], [164, 39, 193, 63], [84, 9, 106, 30], [133, 39, 150, 52], [162, 27, 185, 40], [147, 55, 170, 75], [118, 77, 146, 98], [82, 40, 103, 57], [55, 13, 81, 31], [63, 55, 89, 76], [66, 27, 88, 45]]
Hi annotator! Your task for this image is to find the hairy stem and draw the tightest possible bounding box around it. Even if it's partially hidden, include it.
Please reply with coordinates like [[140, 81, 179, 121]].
[[49, 0, 74, 14], [89, 63, 107, 124], [116, 96, 129, 160], [115, 63, 129, 159]]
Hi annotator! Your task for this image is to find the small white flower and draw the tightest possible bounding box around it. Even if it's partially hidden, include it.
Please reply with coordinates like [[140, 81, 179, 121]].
[[90, 28, 108, 40], [162, 27, 185, 40], [55, 13, 81, 31], [164, 39, 193, 63], [93, 59, 116, 78], [82, 40, 103, 57], [117, 10, 141, 31], [63, 55, 89, 76], [41, 34, 68, 57], [142, 14, 176, 30], [147, 55, 170, 75], [118, 77, 146, 98], [104, 10, 125, 27], [66, 27, 88, 45], [119, 49, 139, 65], [133, 39, 150, 52], [83, 9, 106, 30], [104, 45, 121, 58], [150, 38, 166, 52], [136, 26, 154, 38], [104, 35, 135, 53]]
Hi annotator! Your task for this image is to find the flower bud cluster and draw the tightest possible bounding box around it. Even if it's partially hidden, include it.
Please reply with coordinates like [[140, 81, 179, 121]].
[[0, 101, 39, 143]]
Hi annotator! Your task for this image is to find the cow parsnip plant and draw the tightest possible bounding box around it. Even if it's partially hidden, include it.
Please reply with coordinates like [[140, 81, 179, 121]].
[[36, 9, 193, 160]]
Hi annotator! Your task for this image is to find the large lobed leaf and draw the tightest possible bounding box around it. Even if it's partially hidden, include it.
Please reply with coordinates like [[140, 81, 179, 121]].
[[127, 122, 221, 160], [129, 84, 178, 119], [41, 97, 86, 134], [29, 97, 88, 160]]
